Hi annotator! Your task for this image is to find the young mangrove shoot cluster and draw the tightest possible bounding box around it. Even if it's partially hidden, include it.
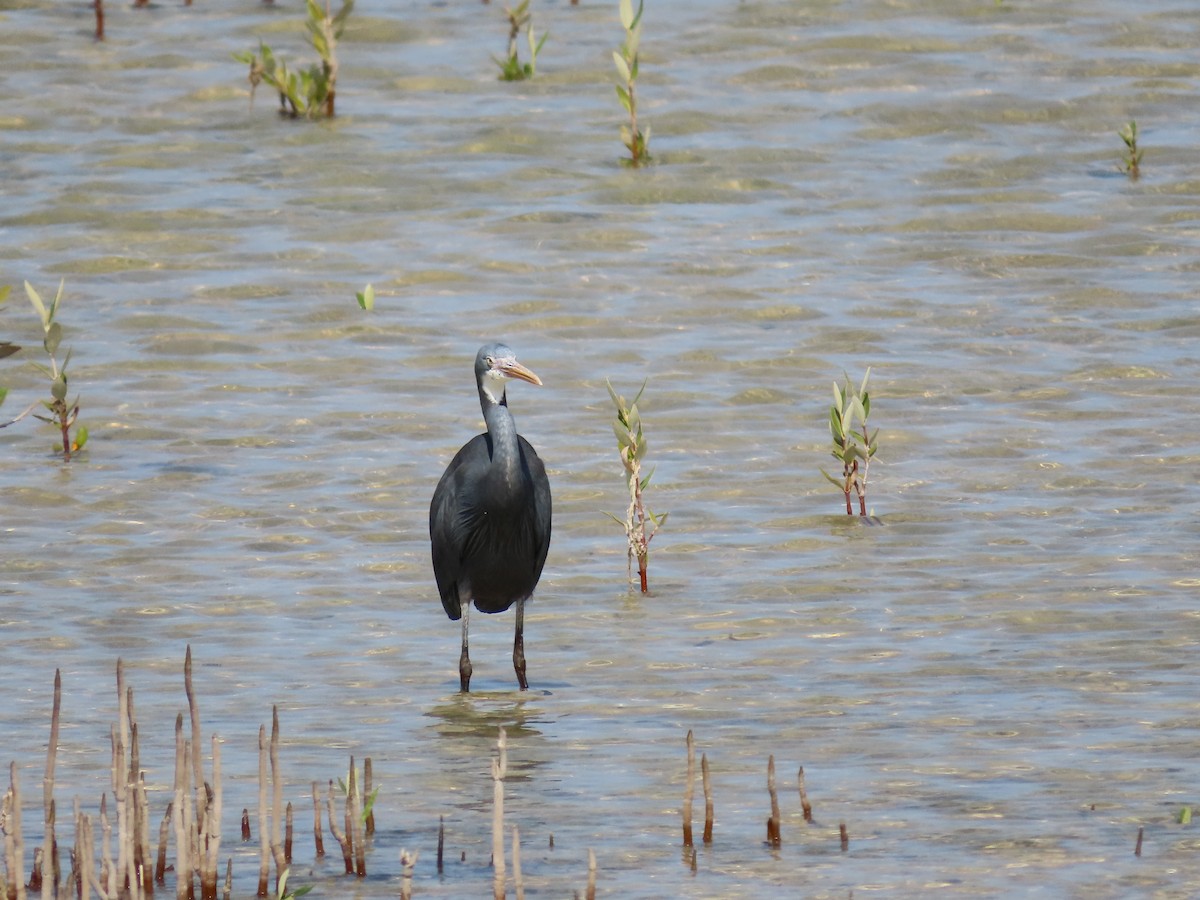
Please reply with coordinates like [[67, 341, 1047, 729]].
[[613, 0, 651, 165], [494, 0, 548, 82], [606, 378, 666, 592], [235, 0, 354, 119], [0, 280, 88, 461], [821, 368, 878, 517]]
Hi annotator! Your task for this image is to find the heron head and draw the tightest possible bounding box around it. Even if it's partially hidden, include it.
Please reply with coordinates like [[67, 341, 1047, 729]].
[[475, 343, 543, 405]]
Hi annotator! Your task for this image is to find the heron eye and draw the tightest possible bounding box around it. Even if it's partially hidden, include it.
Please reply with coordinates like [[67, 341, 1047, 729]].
[[485, 356, 494, 367]]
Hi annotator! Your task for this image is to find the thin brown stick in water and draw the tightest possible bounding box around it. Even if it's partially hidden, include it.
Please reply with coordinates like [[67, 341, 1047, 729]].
[[492, 727, 507, 900], [399, 849, 418, 900], [797, 766, 812, 823], [766, 755, 781, 848], [436, 816, 444, 874], [5, 763, 27, 900], [327, 780, 351, 874], [585, 848, 596, 900], [223, 858, 232, 900], [255, 726, 269, 898], [1134, 826, 1143, 857], [156, 803, 172, 884], [173, 715, 190, 900], [512, 825, 524, 900], [349, 759, 365, 877], [310, 785, 323, 858], [240, 810, 250, 843], [41, 669, 61, 900], [137, 772, 153, 895], [284, 802, 293, 864], [701, 752, 713, 844], [363, 758, 375, 836], [202, 736, 222, 900], [111, 727, 130, 900], [839, 822, 849, 852], [269, 708, 285, 891], [682, 730, 695, 848], [100, 791, 114, 897], [94, 0, 104, 41], [184, 649, 205, 873]]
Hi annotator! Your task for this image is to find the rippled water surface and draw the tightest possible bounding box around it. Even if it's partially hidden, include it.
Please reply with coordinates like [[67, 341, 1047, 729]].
[[2, 0, 1200, 896]]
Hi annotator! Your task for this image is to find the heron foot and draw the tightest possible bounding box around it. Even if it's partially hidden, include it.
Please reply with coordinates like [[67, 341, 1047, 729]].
[[459, 647, 473, 693]]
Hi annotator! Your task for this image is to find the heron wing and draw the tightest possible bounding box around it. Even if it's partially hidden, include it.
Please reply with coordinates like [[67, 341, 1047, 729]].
[[429, 433, 491, 620]]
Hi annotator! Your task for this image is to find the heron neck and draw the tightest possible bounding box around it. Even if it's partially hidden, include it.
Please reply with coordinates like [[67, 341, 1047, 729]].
[[481, 394, 522, 482]]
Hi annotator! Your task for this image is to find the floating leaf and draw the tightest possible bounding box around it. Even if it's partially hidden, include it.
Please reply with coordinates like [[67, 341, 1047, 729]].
[[356, 284, 375, 311]]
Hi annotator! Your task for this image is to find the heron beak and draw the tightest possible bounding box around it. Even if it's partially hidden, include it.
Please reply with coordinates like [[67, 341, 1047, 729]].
[[499, 358, 543, 387]]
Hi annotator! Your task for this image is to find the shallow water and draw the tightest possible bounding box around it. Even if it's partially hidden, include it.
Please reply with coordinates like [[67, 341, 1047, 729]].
[[2, 0, 1199, 895]]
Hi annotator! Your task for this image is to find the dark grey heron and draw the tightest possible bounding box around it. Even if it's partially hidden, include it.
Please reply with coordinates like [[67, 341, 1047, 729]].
[[429, 343, 552, 692]]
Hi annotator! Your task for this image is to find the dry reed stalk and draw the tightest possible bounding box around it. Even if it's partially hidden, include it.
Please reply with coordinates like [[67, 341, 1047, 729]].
[[797, 766, 812, 823], [585, 848, 596, 900], [99, 792, 114, 897], [766, 755, 781, 848], [310, 784, 323, 858], [269, 709, 286, 891], [80, 809, 100, 900], [326, 781, 351, 874], [3, 762, 27, 900], [512, 825, 523, 900], [156, 803, 171, 884], [115, 663, 130, 898], [222, 859, 232, 900], [40, 669, 61, 900], [173, 716, 190, 900], [399, 848, 417, 900], [255, 726, 269, 897], [436, 816, 444, 874], [30, 846, 43, 894], [348, 758, 365, 877], [125, 779, 142, 900], [682, 730, 695, 847], [491, 727, 507, 900], [202, 736, 222, 900], [363, 759, 375, 836], [284, 802, 293, 864], [127, 692, 142, 891], [701, 752, 713, 844], [137, 767, 153, 893], [184, 649, 206, 876]]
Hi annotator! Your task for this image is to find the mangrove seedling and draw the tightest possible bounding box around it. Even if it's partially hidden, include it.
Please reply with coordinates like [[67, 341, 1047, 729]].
[[355, 284, 375, 310], [613, 0, 650, 166], [234, 0, 354, 119], [494, 0, 548, 82], [24, 280, 88, 461], [820, 369, 877, 516], [1120, 120, 1143, 179], [605, 378, 666, 592]]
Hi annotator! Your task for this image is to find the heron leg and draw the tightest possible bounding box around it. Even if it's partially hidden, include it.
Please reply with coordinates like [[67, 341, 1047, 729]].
[[459, 603, 473, 693], [513, 598, 528, 691]]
